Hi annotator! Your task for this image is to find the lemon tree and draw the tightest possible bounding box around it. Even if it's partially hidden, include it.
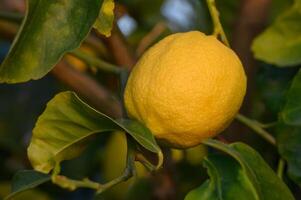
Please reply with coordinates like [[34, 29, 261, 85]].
[[0, 0, 300, 199]]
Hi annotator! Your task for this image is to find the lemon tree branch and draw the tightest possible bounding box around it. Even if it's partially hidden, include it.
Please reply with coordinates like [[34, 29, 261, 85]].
[[70, 49, 123, 74]]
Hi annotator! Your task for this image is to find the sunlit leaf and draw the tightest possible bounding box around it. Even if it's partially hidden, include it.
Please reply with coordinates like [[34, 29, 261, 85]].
[[28, 91, 161, 173], [5, 170, 50, 200], [186, 140, 294, 200], [117, 119, 161, 153], [0, 0, 103, 83], [94, 0, 115, 37], [252, 1, 301, 66]]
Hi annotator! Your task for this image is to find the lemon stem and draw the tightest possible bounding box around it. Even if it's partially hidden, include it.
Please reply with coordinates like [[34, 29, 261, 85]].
[[235, 114, 276, 146], [206, 0, 230, 47], [70, 49, 123, 74]]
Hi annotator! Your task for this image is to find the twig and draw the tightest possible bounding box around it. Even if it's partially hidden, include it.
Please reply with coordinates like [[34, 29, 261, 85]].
[[277, 159, 285, 180], [52, 62, 122, 118], [101, 24, 136, 69], [136, 22, 167, 57], [206, 0, 229, 47], [235, 114, 276, 146], [70, 49, 123, 74]]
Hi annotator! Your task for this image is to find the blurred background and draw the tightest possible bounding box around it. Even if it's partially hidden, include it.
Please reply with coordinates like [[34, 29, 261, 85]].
[[0, 0, 300, 199]]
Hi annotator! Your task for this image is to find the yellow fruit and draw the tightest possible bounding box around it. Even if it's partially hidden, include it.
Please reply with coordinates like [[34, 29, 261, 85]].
[[171, 149, 184, 163], [124, 31, 246, 148], [185, 145, 207, 166]]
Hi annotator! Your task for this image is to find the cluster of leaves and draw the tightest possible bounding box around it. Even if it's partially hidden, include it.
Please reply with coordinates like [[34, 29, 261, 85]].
[[252, 0, 301, 188], [0, 0, 300, 199]]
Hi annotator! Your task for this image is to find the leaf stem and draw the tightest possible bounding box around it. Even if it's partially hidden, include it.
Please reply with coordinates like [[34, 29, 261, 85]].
[[235, 114, 276, 146], [206, 0, 229, 47], [277, 159, 285, 180], [70, 49, 123, 74]]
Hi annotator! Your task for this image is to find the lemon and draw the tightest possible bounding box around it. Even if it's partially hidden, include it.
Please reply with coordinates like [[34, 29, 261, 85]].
[[124, 31, 246, 148]]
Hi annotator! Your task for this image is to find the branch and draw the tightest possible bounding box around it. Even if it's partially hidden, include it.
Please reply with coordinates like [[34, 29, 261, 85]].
[[136, 21, 167, 57], [70, 49, 123, 74], [101, 24, 136, 69], [52, 62, 122, 118]]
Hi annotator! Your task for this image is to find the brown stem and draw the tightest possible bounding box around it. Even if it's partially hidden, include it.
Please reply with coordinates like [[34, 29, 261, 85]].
[[101, 24, 136, 69], [232, 0, 272, 113], [136, 21, 167, 57], [52, 62, 122, 118]]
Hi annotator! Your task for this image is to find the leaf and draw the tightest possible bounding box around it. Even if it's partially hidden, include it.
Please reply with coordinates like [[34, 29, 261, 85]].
[[276, 123, 301, 186], [185, 155, 257, 200], [186, 140, 295, 200], [117, 119, 161, 153], [0, 0, 103, 83], [5, 170, 50, 200], [94, 0, 115, 37], [282, 68, 301, 125], [28, 91, 161, 173], [252, 1, 301, 67]]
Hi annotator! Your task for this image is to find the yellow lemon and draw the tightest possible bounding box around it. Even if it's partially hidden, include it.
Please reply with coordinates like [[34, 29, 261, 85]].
[[124, 31, 246, 148]]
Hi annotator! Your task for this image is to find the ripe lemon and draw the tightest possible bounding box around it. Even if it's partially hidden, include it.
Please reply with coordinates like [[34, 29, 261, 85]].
[[124, 31, 246, 148]]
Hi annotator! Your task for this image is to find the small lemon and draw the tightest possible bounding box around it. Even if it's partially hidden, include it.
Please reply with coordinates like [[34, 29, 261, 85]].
[[103, 132, 146, 199], [124, 31, 246, 148]]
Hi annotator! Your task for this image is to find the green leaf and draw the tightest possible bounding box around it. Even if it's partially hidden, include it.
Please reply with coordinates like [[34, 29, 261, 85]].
[[185, 155, 256, 200], [28, 91, 161, 173], [276, 123, 301, 186], [117, 119, 161, 153], [252, 1, 301, 66], [186, 140, 295, 200], [5, 170, 50, 200], [0, 0, 103, 83], [282, 68, 301, 125], [94, 0, 115, 37]]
